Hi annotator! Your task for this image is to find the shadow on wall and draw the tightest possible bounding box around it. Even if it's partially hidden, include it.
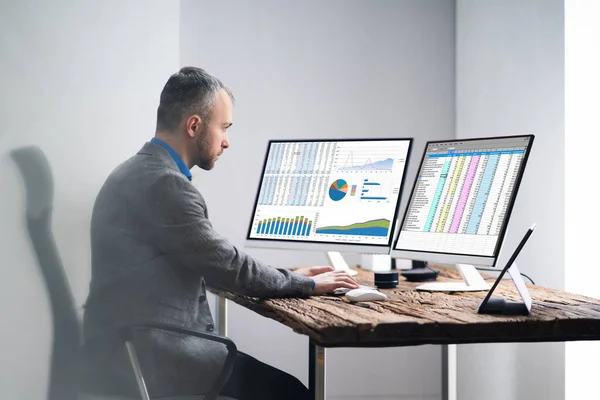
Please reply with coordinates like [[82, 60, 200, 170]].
[[11, 146, 81, 400], [9, 147, 239, 400]]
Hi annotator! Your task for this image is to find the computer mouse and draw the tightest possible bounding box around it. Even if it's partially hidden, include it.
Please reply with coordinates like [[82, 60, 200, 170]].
[[345, 288, 388, 302], [332, 285, 378, 295]]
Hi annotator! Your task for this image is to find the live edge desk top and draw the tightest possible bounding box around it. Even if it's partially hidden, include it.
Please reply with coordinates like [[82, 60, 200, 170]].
[[210, 266, 600, 348]]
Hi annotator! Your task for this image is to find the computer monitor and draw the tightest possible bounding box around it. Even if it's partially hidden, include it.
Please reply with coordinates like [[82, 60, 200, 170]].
[[390, 134, 534, 291], [245, 138, 413, 273]]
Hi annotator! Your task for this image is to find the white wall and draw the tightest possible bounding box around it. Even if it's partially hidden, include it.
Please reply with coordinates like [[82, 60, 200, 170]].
[[180, 1, 455, 399], [456, 1, 564, 399], [565, 0, 600, 399], [0, 1, 179, 398]]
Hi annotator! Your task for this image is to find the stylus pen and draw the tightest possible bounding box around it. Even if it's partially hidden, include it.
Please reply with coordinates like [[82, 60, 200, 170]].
[[499, 223, 536, 277], [512, 223, 536, 261]]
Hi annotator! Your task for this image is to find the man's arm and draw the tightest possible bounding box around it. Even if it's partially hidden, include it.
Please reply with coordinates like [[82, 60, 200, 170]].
[[146, 173, 314, 298]]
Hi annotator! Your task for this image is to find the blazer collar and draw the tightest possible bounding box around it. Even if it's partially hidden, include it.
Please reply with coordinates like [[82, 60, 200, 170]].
[[138, 141, 181, 175]]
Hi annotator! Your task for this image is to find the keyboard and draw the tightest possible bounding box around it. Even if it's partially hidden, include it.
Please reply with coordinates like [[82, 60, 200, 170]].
[[332, 285, 378, 295]]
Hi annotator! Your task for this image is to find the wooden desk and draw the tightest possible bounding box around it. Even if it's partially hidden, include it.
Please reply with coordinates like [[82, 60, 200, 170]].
[[212, 267, 600, 399]]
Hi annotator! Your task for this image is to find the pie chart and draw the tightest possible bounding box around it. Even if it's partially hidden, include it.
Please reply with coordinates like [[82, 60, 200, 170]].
[[329, 179, 348, 201]]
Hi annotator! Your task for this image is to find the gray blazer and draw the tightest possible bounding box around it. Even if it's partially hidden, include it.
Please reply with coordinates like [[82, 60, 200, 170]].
[[82, 142, 313, 397]]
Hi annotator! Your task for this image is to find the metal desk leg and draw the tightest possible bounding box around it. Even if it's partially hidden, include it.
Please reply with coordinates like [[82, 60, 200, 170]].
[[442, 344, 457, 400], [215, 296, 228, 336], [309, 341, 326, 400]]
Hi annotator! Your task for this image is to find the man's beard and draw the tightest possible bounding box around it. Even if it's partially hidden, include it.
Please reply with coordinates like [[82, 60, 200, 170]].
[[196, 129, 216, 171]]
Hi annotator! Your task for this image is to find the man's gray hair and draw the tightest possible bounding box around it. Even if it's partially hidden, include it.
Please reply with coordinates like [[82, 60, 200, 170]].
[[156, 66, 234, 132]]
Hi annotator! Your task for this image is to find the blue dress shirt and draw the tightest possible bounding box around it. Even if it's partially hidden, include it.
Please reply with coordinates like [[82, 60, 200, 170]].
[[151, 137, 193, 181]]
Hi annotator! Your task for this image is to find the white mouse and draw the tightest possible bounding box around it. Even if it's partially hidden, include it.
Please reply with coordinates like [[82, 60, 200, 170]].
[[332, 285, 378, 295], [345, 288, 388, 302]]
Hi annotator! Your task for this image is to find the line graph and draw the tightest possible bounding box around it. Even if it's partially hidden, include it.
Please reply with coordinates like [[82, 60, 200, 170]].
[[338, 154, 394, 171], [333, 142, 407, 172]]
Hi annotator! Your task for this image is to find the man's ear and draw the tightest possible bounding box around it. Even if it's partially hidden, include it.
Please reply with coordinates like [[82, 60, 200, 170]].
[[185, 115, 202, 138]]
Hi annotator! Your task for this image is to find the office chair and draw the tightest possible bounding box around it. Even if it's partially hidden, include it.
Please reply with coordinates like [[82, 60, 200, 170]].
[[11, 146, 237, 400]]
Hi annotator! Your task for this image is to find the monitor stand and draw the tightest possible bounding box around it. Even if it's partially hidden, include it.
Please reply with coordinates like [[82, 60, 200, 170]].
[[326, 251, 358, 276], [416, 264, 489, 292]]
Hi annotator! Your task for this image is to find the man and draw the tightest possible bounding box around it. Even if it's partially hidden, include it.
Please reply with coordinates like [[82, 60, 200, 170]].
[[82, 67, 358, 400]]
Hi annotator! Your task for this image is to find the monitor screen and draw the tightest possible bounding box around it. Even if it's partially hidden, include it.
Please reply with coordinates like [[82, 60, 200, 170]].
[[391, 135, 534, 266], [246, 138, 412, 252]]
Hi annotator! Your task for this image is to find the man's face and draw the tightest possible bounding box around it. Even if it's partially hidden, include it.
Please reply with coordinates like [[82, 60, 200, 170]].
[[195, 89, 233, 170]]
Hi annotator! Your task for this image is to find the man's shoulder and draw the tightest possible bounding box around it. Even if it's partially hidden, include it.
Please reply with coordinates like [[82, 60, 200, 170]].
[[106, 144, 173, 183], [102, 148, 199, 199]]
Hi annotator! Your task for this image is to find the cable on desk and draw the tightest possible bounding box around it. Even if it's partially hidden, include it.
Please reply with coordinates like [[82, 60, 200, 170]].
[[475, 267, 536, 285], [520, 273, 535, 285]]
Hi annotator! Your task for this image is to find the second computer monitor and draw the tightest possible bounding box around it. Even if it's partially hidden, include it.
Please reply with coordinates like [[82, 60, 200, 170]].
[[391, 134, 534, 266], [245, 138, 413, 254]]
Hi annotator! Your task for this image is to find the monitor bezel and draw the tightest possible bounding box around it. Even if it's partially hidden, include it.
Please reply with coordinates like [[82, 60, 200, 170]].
[[390, 134, 535, 267], [244, 137, 414, 252]]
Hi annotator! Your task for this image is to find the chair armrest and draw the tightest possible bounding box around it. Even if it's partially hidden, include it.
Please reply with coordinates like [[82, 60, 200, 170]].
[[118, 322, 237, 400]]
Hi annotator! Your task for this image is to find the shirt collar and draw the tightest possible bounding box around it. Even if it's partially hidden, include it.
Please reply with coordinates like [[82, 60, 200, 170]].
[[150, 137, 193, 181]]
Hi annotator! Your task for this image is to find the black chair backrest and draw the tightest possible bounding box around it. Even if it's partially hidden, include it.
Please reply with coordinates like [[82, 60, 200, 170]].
[[11, 146, 81, 400]]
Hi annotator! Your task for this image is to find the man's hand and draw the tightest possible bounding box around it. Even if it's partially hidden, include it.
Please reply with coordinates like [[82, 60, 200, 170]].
[[311, 270, 359, 295], [294, 265, 335, 277]]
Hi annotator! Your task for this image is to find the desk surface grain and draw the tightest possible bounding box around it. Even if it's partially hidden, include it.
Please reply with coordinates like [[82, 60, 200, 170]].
[[211, 267, 600, 348]]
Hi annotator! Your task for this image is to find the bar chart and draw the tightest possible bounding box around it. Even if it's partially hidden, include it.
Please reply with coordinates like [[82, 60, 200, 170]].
[[360, 178, 387, 201], [255, 215, 314, 237]]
